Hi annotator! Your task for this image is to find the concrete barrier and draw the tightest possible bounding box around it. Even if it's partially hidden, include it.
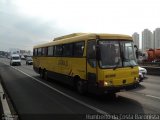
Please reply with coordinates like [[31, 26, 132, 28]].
[[143, 66, 160, 76]]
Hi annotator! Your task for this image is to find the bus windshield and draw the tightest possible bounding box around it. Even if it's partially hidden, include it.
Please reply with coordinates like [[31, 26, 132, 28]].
[[98, 40, 137, 69], [121, 41, 138, 67]]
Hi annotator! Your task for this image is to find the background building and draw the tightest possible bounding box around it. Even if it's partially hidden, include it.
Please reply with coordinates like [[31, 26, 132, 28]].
[[153, 28, 160, 49], [132, 32, 139, 49], [142, 29, 153, 51]]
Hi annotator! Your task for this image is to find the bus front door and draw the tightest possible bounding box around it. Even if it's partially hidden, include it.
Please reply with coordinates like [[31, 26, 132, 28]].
[[87, 40, 97, 92]]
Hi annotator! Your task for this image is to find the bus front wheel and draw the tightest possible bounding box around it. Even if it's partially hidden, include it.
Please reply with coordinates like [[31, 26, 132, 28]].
[[76, 80, 87, 94]]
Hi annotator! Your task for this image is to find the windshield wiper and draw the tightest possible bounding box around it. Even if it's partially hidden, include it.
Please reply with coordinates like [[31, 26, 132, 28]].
[[123, 58, 134, 68]]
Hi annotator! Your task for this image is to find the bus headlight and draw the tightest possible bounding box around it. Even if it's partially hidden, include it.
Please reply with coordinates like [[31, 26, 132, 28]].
[[104, 81, 108, 86], [104, 81, 112, 86], [134, 77, 139, 82]]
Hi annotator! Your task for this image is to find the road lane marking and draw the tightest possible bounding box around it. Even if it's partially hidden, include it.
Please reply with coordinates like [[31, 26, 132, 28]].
[[6, 64, 119, 118], [145, 94, 160, 100], [129, 91, 160, 101], [0, 79, 15, 120], [0, 83, 11, 113]]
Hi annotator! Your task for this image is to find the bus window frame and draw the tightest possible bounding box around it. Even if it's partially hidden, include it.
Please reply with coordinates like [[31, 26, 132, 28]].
[[38, 48, 42, 56], [62, 43, 73, 57], [54, 45, 63, 57], [73, 41, 85, 57], [47, 46, 54, 56], [42, 47, 48, 56], [87, 40, 97, 68], [33, 48, 38, 56], [34, 40, 85, 58], [97, 39, 137, 69]]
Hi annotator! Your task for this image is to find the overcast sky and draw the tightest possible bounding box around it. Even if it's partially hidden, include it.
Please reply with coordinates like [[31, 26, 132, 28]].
[[0, 0, 160, 51]]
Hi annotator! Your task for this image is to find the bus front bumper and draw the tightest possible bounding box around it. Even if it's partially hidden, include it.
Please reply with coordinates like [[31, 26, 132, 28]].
[[88, 82, 139, 94]]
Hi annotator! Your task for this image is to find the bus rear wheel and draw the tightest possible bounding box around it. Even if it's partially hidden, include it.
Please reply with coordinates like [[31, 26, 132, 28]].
[[40, 69, 44, 79], [107, 93, 117, 99], [44, 70, 48, 81]]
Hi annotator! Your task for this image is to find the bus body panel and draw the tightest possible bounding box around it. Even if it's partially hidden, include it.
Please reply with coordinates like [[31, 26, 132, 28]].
[[98, 67, 139, 86], [33, 57, 87, 80], [60, 57, 86, 80]]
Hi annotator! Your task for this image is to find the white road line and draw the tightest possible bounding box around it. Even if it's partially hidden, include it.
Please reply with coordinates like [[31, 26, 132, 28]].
[[145, 94, 160, 100], [0, 83, 11, 113], [0, 80, 14, 120], [8, 64, 113, 116], [129, 91, 160, 101]]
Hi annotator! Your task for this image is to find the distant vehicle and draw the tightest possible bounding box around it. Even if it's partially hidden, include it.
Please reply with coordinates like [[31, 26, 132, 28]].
[[21, 55, 26, 60], [10, 54, 21, 66], [139, 66, 147, 81], [142, 49, 160, 63], [26, 57, 33, 65], [0, 55, 3, 58]]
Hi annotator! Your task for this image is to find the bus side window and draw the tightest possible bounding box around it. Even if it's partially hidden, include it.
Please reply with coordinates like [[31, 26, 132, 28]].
[[42, 47, 48, 56], [48, 46, 53, 56], [87, 40, 96, 67], [73, 41, 84, 57], [33, 49, 35, 56], [62, 44, 73, 57], [54, 45, 62, 57], [33, 49, 37, 56], [38, 48, 42, 56], [35, 49, 38, 56]]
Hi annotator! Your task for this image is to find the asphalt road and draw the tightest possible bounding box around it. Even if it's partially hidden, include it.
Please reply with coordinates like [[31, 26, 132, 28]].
[[0, 58, 160, 120]]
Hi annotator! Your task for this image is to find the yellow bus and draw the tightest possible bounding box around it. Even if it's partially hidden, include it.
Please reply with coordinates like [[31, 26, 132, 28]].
[[33, 33, 139, 94]]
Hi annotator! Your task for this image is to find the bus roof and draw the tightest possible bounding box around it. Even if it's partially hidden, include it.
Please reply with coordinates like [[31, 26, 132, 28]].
[[34, 33, 132, 48]]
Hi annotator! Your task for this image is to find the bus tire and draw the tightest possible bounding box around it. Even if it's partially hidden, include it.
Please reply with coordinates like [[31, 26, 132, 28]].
[[107, 93, 116, 99], [76, 80, 87, 94], [40, 69, 44, 78], [44, 70, 48, 81]]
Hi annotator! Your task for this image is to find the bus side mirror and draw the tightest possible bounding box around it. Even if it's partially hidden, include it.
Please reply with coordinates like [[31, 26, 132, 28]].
[[134, 45, 137, 48], [134, 45, 139, 59]]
